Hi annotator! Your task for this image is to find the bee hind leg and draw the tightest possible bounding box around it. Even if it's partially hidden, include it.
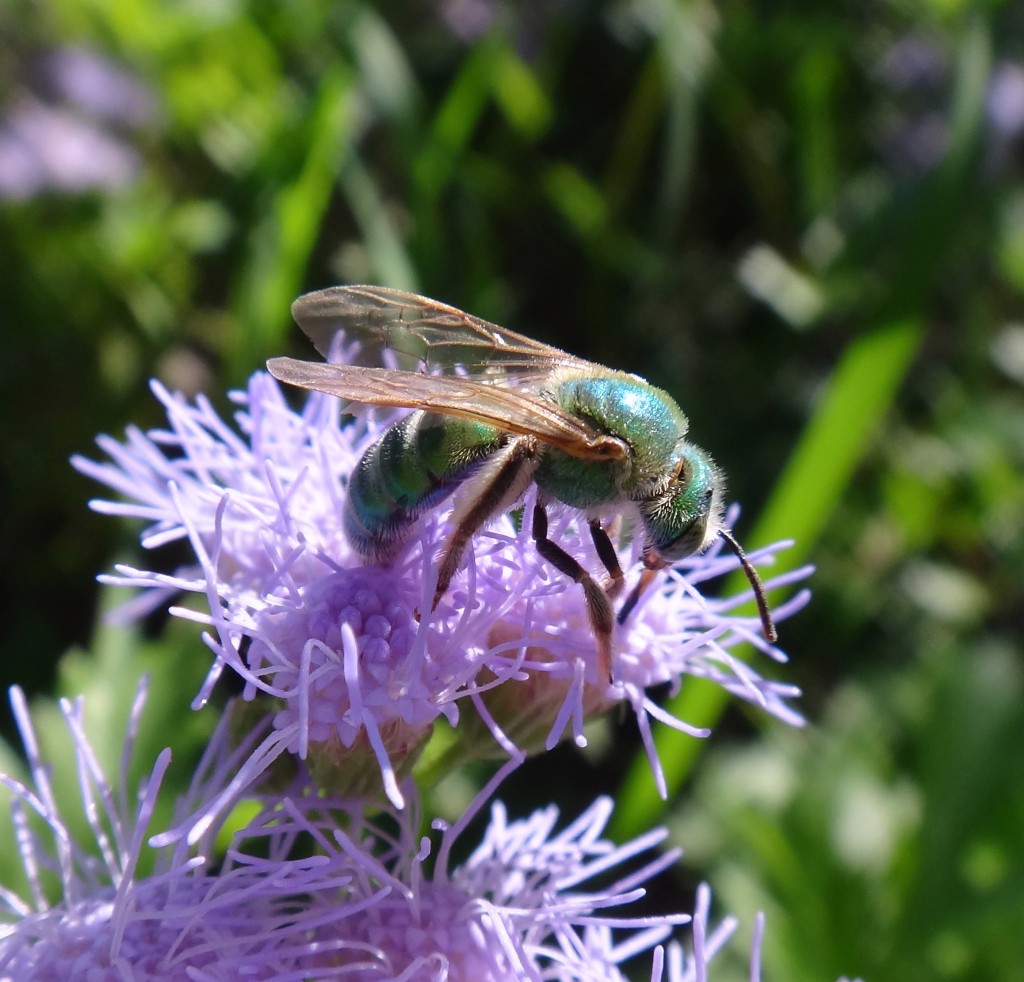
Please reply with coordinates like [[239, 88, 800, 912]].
[[533, 503, 615, 683], [432, 437, 539, 610]]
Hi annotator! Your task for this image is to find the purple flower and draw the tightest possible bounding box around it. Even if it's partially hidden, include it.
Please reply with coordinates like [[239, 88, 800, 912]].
[[987, 61, 1024, 138], [875, 35, 948, 94], [0, 46, 155, 201], [0, 98, 141, 200], [73, 371, 809, 806], [0, 688, 762, 980], [40, 46, 158, 127], [269, 788, 692, 980], [0, 686, 383, 980], [440, 0, 499, 42], [180, 765, 758, 981]]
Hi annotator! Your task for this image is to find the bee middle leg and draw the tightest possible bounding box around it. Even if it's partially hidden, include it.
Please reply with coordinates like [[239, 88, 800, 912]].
[[533, 502, 615, 683]]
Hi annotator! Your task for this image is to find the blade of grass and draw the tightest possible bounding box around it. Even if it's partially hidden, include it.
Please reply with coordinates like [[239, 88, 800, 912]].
[[340, 154, 419, 291], [229, 66, 353, 378]]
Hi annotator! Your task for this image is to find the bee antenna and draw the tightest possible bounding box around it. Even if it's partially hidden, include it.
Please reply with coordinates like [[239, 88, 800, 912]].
[[718, 528, 778, 644]]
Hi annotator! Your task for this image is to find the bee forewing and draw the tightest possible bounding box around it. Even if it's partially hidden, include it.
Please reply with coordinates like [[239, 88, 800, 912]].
[[266, 358, 627, 462], [290, 285, 587, 377]]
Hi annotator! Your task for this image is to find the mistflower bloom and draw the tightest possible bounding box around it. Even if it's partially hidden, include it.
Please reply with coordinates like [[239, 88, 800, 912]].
[[215, 780, 708, 982], [1, 681, 744, 981], [0, 685, 391, 981], [73, 369, 810, 806]]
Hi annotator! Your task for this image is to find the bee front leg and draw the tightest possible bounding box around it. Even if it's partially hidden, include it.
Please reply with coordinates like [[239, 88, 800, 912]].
[[617, 547, 666, 625], [533, 503, 615, 683]]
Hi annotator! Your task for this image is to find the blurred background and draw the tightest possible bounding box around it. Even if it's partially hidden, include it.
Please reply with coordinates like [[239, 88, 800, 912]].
[[2, 1, 1023, 978]]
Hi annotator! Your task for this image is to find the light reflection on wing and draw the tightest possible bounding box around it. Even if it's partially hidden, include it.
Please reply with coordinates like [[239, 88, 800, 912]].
[[266, 358, 627, 462]]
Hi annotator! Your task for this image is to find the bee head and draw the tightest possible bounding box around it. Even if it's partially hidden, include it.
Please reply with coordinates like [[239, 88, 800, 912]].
[[638, 445, 724, 562]]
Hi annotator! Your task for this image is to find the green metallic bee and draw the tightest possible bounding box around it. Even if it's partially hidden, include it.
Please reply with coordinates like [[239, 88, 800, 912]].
[[267, 285, 775, 680]]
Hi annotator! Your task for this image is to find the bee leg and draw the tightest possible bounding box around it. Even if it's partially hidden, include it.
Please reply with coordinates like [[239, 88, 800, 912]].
[[533, 503, 615, 683], [617, 548, 666, 625], [588, 519, 625, 599], [432, 437, 539, 609]]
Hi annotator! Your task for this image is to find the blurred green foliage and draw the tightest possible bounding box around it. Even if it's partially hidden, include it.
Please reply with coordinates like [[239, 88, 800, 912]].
[[2, 0, 1024, 978]]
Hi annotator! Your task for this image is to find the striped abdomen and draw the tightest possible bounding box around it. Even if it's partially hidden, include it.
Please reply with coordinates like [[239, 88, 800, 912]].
[[344, 411, 506, 561]]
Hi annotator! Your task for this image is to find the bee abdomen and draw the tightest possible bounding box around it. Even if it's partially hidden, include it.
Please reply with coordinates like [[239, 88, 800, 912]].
[[343, 411, 505, 561]]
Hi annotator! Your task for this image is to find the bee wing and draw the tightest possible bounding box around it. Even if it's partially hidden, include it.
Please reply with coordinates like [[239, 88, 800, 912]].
[[290, 285, 590, 377], [266, 358, 627, 462]]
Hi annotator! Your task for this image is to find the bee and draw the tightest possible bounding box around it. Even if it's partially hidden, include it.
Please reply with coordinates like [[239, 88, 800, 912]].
[[267, 285, 775, 680]]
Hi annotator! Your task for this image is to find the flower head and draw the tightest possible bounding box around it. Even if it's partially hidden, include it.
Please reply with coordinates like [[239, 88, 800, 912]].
[[220, 780, 698, 982], [74, 369, 810, 806], [0, 685, 379, 980], [0, 685, 768, 980]]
